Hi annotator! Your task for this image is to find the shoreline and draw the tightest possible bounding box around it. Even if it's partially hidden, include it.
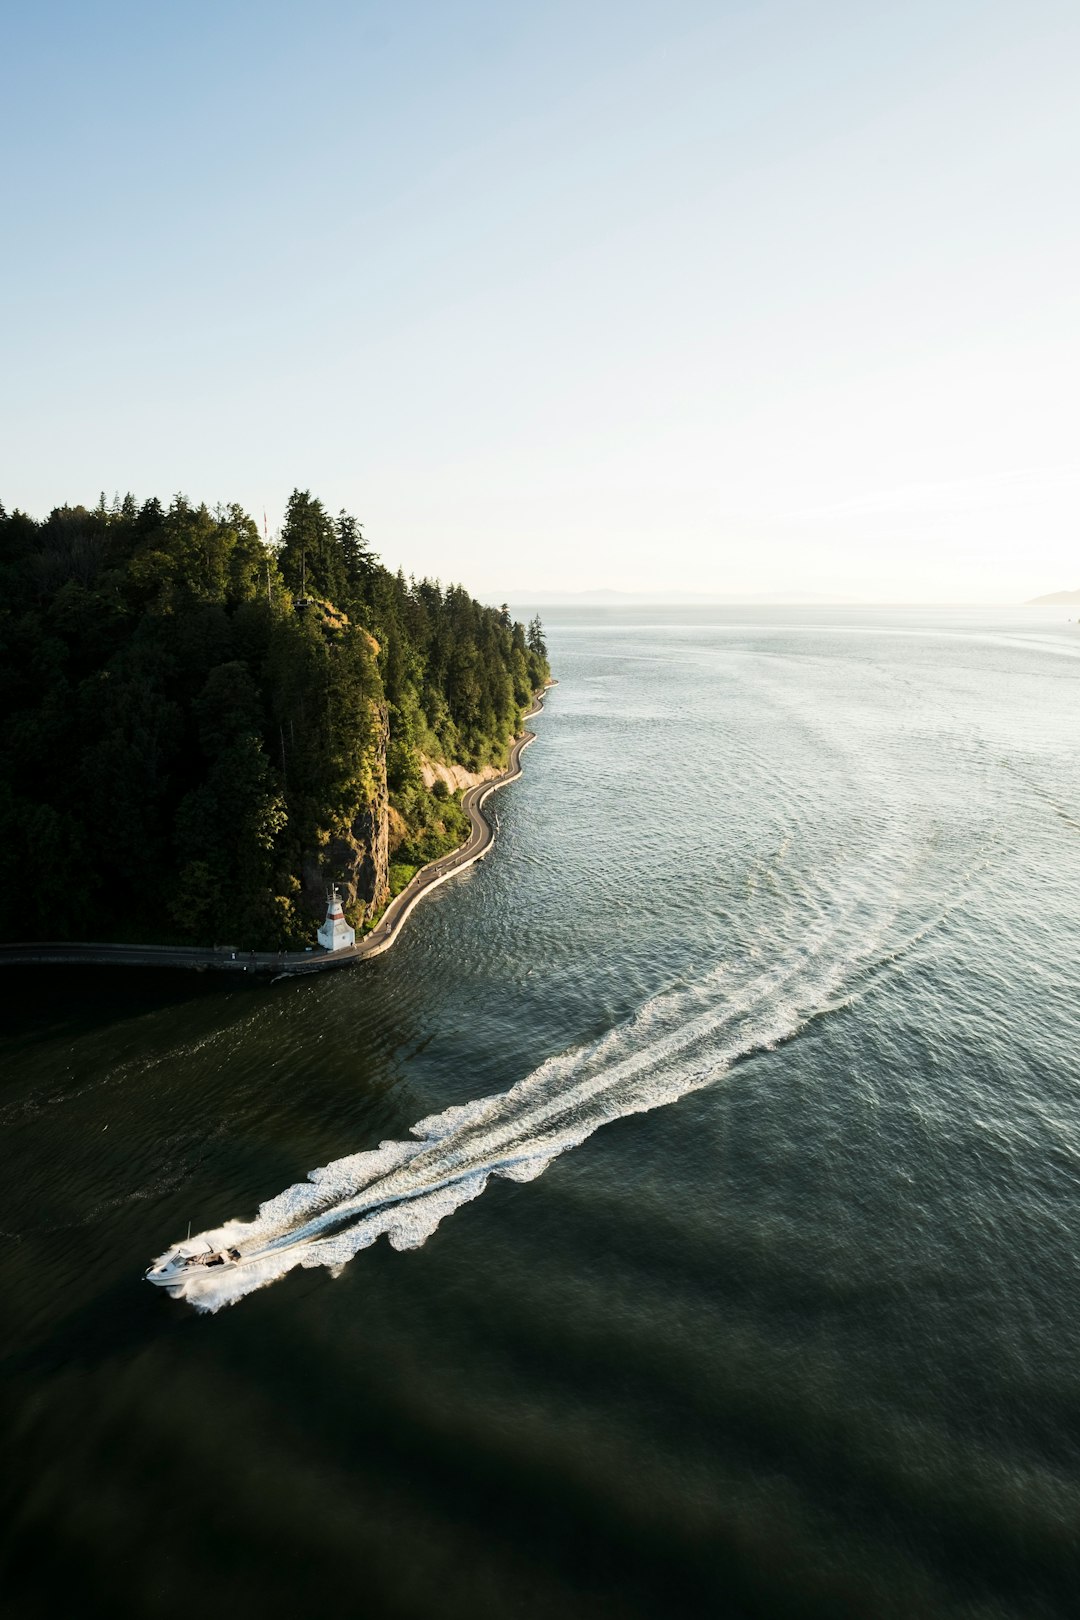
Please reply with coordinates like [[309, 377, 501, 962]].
[[353, 707, 542, 965], [0, 686, 552, 981]]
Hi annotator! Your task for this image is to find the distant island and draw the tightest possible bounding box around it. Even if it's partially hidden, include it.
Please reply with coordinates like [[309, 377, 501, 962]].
[[1027, 588, 1080, 605], [0, 492, 550, 949]]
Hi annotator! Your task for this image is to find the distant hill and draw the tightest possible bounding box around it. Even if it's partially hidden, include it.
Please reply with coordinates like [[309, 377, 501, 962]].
[[1027, 588, 1080, 604], [503, 588, 858, 605]]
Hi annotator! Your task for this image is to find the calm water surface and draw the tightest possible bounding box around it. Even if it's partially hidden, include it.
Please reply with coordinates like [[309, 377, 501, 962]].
[[3, 605, 1080, 1618]]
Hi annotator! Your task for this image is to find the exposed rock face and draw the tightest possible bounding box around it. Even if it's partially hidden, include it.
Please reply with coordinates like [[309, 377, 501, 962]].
[[301, 703, 391, 926], [418, 753, 502, 793]]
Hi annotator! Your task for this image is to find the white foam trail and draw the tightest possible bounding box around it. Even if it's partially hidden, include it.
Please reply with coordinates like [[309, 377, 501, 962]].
[[153, 834, 925, 1312]]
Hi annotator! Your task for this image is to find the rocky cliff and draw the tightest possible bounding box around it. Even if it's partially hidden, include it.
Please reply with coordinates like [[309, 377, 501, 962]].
[[301, 701, 391, 927]]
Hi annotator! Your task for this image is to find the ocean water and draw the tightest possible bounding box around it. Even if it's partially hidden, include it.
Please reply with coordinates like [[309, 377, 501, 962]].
[[3, 605, 1080, 1619]]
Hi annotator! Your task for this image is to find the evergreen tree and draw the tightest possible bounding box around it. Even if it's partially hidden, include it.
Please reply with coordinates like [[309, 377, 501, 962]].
[[277, 489, 345, 604], [337, 509, 376, 588], [0, 487, 550, 948], [527, 615, 547, 658]]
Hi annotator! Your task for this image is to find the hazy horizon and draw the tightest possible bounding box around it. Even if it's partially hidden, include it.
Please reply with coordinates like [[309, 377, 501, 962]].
[[505, 587, 1078, 608], [3, 1, 1078, 604]]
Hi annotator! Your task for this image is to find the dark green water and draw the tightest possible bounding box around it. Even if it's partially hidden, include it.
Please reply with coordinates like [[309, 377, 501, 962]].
[[3, 605, 1080, 1619]]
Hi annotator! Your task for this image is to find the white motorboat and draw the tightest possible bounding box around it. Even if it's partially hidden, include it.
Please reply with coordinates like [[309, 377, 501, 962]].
[[145, 1241, 243, 1287]]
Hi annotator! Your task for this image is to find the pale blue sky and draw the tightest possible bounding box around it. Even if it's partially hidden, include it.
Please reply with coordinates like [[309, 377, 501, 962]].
[[2, 1, 1078, 600]]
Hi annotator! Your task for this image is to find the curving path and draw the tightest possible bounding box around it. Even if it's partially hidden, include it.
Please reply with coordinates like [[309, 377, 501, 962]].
[[351, 716, 540, 966], [0, 688, 551, 981]]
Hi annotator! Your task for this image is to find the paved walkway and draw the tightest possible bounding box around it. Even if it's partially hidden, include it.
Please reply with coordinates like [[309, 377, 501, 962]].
[[0, 690, 549, 981]]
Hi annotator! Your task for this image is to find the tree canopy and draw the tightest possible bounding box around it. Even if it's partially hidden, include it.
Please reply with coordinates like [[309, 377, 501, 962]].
[[0, 491, 549, 947]]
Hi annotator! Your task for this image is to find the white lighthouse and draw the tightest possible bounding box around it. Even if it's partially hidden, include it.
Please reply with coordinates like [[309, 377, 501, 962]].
[[317, 884, 356, 952]]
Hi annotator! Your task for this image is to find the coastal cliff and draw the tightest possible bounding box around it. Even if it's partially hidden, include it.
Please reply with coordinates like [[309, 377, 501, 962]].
[[0, 489, 550, 949], [301, 700, 391, 927]]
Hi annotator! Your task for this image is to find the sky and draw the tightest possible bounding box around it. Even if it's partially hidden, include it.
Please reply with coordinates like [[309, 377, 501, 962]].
[[1, 0, 1078, 603]]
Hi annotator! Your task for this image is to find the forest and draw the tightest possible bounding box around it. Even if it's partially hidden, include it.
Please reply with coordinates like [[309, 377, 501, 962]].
[[0, 490, 549, 948]]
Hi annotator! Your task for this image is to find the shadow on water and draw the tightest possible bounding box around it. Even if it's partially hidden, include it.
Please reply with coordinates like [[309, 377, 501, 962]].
[[0, 1270, 179, 1382], [0, 966, 276, 1049]]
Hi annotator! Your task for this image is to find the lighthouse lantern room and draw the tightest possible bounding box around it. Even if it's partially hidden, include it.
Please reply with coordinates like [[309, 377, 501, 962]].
[[317, 884, 356, 952]]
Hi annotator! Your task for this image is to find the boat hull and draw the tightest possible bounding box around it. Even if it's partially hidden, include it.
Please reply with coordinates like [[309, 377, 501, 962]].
[[145, 1251, 239, 1287]]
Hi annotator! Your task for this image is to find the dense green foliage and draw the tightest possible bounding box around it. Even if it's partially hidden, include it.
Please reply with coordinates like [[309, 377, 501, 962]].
[[0, 491, 548, 947]]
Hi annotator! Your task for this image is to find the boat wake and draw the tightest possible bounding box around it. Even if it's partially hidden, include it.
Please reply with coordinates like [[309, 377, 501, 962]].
[[149, 829, 953, 1313]]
